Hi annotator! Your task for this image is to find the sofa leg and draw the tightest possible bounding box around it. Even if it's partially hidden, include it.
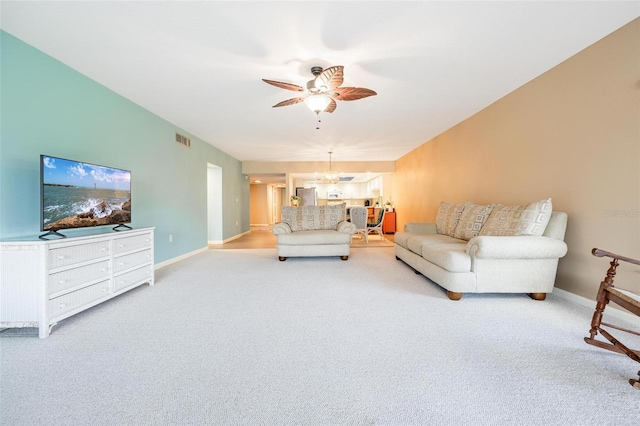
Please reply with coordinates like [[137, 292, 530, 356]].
[[279, 256, 287, 261], [341, 256, 348, 261], [631, 376, 640, 390], [528, 292, 546, 301], [446, 291, 463, 301]]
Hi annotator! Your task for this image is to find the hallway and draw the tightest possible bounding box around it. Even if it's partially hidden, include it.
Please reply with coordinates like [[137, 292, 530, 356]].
[[209, 226, 394, 250]]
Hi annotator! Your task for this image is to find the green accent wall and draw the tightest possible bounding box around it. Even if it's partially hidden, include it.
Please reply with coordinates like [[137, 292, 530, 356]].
[[0, 31, 250, 263]]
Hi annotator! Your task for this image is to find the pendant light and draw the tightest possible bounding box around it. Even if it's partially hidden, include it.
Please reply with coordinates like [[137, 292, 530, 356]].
[[321, 151, 340, 184]]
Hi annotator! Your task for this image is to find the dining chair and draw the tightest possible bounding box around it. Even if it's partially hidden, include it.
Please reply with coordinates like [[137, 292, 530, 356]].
[[350, 206, 368, 243], [366, 207, 386, 241]]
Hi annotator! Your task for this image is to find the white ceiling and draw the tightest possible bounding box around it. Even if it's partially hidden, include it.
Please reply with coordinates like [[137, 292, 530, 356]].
[[1, 1, 638, 168]]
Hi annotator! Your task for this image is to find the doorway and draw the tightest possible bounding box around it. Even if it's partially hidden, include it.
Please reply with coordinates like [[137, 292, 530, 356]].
[[250, 183, 284, 227], [207, 163, 223, 244]]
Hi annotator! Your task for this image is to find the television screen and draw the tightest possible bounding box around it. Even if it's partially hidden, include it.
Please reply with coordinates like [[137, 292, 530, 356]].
[[41, 155, 131, 233]]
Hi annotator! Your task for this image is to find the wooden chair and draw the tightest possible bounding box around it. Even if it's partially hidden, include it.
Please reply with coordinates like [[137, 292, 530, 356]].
[[584, 248, 640, 390]]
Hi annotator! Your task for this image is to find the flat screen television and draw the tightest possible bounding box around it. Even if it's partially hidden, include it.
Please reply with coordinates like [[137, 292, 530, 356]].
[[40, 155, 132, 239]]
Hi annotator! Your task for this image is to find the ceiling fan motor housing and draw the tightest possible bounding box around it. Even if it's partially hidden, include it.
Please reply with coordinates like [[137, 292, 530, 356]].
[[310, 66, 323, 76]]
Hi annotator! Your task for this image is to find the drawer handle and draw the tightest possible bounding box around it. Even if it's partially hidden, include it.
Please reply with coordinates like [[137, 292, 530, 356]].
[[100, 268, 107, 272], [118, 262, 125, 266], [118, 244, 125, 248], [57, 255, 66, 260], [101, 247, 107, 252], [58, 303, 66, 310], [58, 280, 66, 284]]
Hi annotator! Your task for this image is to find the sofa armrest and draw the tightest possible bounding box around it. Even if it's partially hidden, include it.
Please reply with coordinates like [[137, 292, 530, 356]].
[[403, 222, 438, 234], [337, 220, 356, 234], [467, 236, 568, 259], [272, 222, 292, 235]]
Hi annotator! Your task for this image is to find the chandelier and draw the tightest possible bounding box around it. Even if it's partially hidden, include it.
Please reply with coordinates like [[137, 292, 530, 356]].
[[321, 151, 340, 184]]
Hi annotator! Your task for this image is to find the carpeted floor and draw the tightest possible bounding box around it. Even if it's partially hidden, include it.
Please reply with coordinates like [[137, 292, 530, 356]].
[[1, 247, 638, 425]]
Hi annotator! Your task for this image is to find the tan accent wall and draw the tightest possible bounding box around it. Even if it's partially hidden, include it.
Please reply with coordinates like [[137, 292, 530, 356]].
[[250, 184, 284, 225], [394, 18, 640, 300], [250, 184, 269, 225]]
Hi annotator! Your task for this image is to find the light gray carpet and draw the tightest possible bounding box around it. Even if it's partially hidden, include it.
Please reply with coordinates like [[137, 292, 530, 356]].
[[1, 247, 638, 425]]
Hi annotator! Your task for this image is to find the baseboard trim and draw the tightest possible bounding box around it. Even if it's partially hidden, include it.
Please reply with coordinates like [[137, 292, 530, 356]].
[[553, 287, 640, 327], [154, 247, 208, 270], [208, 230, 250, 246]]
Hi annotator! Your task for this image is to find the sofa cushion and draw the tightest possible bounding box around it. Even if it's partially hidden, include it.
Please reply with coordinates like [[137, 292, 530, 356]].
[[420, 243, 471, 273], [402, 234, 463, 255], [435, 202, 466, 236], [453, 203, 495, 241], [479, 198, 553, 237], [394, 232, 418, 249], [281, 204, 346, 231], [277, 229, 351, 245]]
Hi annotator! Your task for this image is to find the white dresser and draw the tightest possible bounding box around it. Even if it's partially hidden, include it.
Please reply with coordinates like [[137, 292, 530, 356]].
[[0, 227, 154, 338]]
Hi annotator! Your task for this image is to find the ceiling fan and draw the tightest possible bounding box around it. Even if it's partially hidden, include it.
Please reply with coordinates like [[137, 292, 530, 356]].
[[262, 66, 377, 117]]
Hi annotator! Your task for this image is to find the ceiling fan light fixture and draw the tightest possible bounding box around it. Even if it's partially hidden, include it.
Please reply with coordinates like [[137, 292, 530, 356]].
[[262, 65, 376, 128], [304, 95, 332, 114]]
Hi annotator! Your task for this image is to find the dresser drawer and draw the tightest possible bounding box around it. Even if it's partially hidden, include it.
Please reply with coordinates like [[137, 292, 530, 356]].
[[49, 280, 110, 319], [49, 241, 110, 269], [48, 260, 110, 295], [113, 265, 153, 292], [114, 249, 152, 274], [113, 233, 152, 255]]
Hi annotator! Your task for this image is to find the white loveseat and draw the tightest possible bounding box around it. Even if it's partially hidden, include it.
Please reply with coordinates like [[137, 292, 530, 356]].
[[394, 198, 568, 300], [272, 203, 356, 261]]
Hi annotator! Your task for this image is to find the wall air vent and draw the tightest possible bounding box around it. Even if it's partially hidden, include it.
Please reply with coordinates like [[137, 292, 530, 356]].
[[175, 132, 191, 148], [339, 176, 354, 182]]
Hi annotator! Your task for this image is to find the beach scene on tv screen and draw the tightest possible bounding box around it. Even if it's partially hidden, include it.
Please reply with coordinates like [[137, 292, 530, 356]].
[[42, 156, 131, 230]]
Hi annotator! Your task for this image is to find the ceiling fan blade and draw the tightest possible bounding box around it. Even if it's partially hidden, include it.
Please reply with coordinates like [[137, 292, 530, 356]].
[[272, 97, 305, 108], [262, 79, 305, 92], [332, 87, 377, 101], [314, 66, 344, 91], [325, 98, 337, 113]]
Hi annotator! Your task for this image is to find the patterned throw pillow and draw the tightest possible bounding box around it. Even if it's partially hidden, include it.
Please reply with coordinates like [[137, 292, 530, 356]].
[[452, 203, 495, 241], [435, 202, 466, 236], [281, 204, 346, 231], [479, 198, 553, 237]]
